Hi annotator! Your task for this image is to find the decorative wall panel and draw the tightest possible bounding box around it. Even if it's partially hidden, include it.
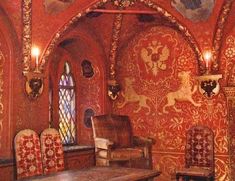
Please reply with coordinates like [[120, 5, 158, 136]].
[[113, 25, 228, 180], [221, 27, 235, 180], [221, 33, 235, 86]]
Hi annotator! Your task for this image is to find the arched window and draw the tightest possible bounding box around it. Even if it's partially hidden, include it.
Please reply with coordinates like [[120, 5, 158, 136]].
[[58, 62, 76, 145]]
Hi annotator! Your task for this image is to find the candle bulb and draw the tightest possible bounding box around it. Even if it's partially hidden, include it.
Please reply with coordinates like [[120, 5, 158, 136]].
[[205, 59, 209, 69], [32, 47, 40, 72], [203, 51, 212, 74]]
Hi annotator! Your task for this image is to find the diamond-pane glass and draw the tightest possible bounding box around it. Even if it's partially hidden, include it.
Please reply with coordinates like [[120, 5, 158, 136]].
[[58, 62, 76, 145]]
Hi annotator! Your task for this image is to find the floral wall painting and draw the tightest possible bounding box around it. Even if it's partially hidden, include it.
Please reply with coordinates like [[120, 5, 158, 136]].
[[113, 25, 228, 180], [44, 0, 74, 14], [171, 0, 215, 22]]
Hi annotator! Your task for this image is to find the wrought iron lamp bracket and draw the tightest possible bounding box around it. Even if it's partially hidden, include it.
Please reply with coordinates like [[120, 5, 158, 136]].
[[23, 71, 44, 100], [196, 74, 222, 98]]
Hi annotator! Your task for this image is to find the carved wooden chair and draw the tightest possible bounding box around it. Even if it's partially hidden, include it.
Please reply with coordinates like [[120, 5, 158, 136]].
[[175, 125, 214, 181], [91, 114, 155, 169], [14, 129, 43, 179], [40, 128, 64, 174]]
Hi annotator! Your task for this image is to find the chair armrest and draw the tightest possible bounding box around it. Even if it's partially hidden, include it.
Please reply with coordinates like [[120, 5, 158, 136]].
[[94, 137, 114, 150], [133, 136, 156, 146]]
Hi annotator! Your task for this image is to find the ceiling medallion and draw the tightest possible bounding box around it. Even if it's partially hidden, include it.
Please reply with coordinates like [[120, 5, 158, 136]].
[[112, 0, 136, 7]]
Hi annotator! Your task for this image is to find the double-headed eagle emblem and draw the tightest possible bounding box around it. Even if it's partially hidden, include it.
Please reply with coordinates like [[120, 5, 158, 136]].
[[140, 40, 170, 76]]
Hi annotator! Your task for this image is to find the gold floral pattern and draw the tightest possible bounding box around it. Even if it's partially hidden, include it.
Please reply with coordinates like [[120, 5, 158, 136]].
[[113, 25, 228, 180], [213, 0, 234, 72], [112, 0, 136, 7], [14, 129, 43, 179], [40, 128, 64, 174]]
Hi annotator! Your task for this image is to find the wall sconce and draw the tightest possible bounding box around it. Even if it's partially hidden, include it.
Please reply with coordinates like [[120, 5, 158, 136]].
[[108, 79, 121, 100], [23, 46, 44, 99], [196, 50, 222, 98]]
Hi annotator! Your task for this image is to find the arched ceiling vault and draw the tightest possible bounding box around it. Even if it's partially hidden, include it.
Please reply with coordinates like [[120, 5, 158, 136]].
[[22, 0, 234, 78]]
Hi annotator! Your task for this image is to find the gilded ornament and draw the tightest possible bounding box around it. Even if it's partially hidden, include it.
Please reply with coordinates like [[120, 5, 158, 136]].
[[112, 0, 136, 7], [212, 0, 233, 72], [22, 0, 32, 72], [223, 86, 235, 181], [140, 40, 169, 76], [107, 13, 123, 100]]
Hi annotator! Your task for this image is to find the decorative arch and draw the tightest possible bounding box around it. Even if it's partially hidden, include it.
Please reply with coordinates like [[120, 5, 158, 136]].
[[0, 6, 20, 158], [22, 0, 235, 83], [212, 0, 234, 73], [34, 0, 204, 74]]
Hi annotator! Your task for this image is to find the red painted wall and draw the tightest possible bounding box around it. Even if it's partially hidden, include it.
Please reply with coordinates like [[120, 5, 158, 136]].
[[113, 25, 228, 180], [0, 0, 234, 180]]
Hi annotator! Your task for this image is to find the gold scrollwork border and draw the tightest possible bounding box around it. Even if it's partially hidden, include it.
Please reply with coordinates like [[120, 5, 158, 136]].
[[22, 0, 32, 73], [224, 86, 235, 181], [109, 13, 123, 80], [212, 0, 234, 73]]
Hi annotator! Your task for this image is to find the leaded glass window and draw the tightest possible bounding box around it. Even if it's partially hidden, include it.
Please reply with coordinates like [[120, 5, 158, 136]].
[[58, 62, 76, 145]]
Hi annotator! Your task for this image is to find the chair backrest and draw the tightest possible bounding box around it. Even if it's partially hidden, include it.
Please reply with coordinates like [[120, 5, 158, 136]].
[[185, 125, 214, 170], [40, 128, 64, 174], [92, 114, 133, 148], [14, 129, 43, 179]]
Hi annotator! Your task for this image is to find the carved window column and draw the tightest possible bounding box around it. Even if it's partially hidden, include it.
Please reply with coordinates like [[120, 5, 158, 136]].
[[224, 87, 235, 181]]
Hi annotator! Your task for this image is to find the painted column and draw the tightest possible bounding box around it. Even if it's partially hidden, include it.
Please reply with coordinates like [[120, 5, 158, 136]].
[[224, 87, 235, 181]]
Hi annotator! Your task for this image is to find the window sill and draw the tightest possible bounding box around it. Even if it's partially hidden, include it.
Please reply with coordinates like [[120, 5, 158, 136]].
[[63, 145, 94, 153]]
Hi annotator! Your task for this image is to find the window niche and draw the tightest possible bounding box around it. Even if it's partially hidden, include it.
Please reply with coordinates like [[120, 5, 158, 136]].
[[58, 62, 76, 145]]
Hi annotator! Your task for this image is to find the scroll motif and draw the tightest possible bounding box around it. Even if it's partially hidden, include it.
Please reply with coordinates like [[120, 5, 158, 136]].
[[22, 0, 32, 72], [213, 0, 233, 72], [225, 36, 235, 86], [112, 0, 136, 7]]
